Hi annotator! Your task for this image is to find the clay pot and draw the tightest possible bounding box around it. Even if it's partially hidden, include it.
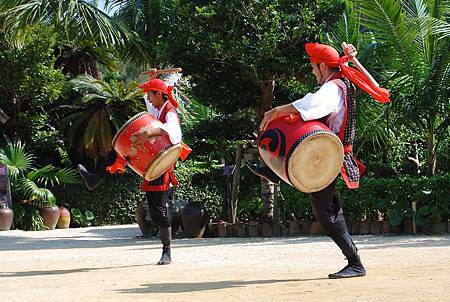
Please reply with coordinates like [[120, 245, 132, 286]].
[[0, 205, 14, 231], [404, 218, 414, 235], [371, 221, 382, 234], [359, 220, 371, 235], [56, 206, 71, 229], [247, 222, 259, 237], [301, 221, 312, 235], [288, 220, 300, 236], [182, 202, 209, 238], [351, 220, 360, 235], [136, 200, 151, 237], [233, 222, 247, 237], [217, 221, 227, 237], [382, 220, 391, 234], [262, 223, 272, 237], [309, 221, 323, 235], [40, 205, 60, 230]]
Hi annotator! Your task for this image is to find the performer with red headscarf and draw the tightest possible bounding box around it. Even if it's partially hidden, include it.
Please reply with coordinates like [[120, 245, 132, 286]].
[[248, 42, 390, 278], [79, 75, 185, 265]]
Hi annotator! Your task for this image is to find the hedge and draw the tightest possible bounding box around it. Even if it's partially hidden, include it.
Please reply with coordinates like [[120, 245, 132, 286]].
[[52, 171, 143, 225], [280, 173, 450, 226]]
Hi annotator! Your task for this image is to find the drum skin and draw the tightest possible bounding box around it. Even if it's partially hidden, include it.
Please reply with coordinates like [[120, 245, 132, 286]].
[[258, 114, 343, 193], [112, 112, 182, 181]]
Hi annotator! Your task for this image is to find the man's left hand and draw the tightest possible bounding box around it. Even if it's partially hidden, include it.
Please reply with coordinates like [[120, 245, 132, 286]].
[[260, 108, 280, 132]]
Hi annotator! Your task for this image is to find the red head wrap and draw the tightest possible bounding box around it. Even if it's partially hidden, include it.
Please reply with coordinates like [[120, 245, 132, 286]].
[[305, 43, 390, 104], [139, 78, 179, 108]]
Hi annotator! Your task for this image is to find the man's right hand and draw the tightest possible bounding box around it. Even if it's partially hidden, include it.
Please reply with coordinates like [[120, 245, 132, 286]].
[[342, 42, 357, 60]]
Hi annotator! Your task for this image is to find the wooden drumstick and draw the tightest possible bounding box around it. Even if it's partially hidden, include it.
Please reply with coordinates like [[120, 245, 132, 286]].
[[142, 68, 182, 78]]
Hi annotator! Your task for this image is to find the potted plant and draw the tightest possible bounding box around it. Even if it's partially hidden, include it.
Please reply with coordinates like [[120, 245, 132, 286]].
[[0, 138, 80, 231]]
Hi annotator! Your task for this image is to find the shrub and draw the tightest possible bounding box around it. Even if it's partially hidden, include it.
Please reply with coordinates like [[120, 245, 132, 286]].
[[52, 171, 143, 225], [174, 162, 223, 220]]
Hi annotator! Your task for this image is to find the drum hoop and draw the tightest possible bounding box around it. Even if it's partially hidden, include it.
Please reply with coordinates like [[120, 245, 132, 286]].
[[112, 112, 149, 148], [144, 143, 182, 181], [285, 129, 342, 185]]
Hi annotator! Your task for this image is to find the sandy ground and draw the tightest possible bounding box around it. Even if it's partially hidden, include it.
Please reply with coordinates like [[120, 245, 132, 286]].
[[1, 225, 449, 302]]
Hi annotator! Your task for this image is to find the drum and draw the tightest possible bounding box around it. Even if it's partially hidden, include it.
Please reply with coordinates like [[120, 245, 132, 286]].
[[112, 112, 182, 181], [258, 114, 343, 193]]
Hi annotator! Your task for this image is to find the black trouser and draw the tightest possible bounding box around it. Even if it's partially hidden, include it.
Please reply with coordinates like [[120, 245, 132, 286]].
[[145, 190, 172, 228], [309, 179, 358, 261]]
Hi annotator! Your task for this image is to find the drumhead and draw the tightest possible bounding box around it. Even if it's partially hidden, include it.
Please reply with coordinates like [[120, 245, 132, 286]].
[[144, 143, 183, 181], [112, 112, 148, 148], [287, 131, 343, 193]]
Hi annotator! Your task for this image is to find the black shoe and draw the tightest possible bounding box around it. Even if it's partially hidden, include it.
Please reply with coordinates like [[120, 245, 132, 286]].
[[328, 256, 366, 279], [77, 164, 105, 191], [245, 162, 281, 184], [157, 248, 172, 265]]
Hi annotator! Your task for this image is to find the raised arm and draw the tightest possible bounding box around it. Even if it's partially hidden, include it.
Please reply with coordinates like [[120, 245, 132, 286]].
[[341, 42, 380, 87]]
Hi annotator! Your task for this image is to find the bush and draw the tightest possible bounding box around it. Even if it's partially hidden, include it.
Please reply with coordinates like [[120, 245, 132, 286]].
[[174, 162, 223, 220], [278, 174, 450, 226], [52, 171, 143, 225]]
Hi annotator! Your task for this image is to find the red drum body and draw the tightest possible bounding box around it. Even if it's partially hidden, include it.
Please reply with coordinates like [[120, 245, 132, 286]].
[[112, 112, 182, 181], [258, 115, 343, 193]]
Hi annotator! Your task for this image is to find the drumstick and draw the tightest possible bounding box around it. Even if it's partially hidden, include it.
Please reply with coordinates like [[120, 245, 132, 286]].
[[142, 68, 182, 78]]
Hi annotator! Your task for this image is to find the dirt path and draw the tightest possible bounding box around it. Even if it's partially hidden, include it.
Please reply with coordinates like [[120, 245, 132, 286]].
[[1, 225, 449, 301]]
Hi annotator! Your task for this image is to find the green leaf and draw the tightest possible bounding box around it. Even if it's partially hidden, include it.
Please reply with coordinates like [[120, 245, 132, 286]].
[[84, 210, 95, 221]]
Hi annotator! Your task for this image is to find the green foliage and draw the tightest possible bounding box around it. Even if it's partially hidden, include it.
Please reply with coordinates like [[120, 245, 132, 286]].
[[12, 203, 45, 231], [277, 174, 450, 227], [0, 138, 79, 231], [70, 208, 95, 227], [0, 27, 66, 156], [279, 183, 315, 221], [0, 138, 80, 208], [174, 161, 223, 220], [0, 0, 131, 48], [353, 0, 450, 175], [52, 171, 143, 225], [167, 0, 344, 114], [58, 75, 144, 166]]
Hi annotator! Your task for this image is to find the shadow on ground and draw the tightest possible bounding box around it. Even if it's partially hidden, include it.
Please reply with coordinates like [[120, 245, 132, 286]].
[[1, 225, 449, 252], [117, 278, 309, 294]]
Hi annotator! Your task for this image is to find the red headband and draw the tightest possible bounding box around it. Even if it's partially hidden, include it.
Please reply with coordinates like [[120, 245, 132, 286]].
[[139, 78, 179, 108], [305, 43, 390, 103]]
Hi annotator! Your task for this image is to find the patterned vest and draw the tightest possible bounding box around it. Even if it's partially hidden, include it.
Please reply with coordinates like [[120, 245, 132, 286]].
[[141, 102, 179, 192], [330, 78, 366, 189]]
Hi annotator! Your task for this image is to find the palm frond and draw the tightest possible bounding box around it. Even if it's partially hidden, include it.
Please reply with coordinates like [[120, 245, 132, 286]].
[[0, 0, 133, 48], [355, 0, 423, 76], [26, 165, 81, 186], [18, 178, 56, 207], [0, 138, 34, 181]]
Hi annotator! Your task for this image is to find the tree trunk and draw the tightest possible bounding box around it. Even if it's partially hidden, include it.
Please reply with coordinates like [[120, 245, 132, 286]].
[[426, 118, 437, 176], [257, 80, 275, 120], [258, 80, 276, 223], [230, 143, 243, 223], [261, 178, 276, 223]]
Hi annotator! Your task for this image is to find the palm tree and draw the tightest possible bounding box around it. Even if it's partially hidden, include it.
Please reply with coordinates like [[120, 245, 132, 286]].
[[105, 0, 179, 65], [0, 0, 141, 77], [354, 0, 450, 175], [326, 3, 392, 159], [59, 75, 144, 166], [0, 138, 80, 230]]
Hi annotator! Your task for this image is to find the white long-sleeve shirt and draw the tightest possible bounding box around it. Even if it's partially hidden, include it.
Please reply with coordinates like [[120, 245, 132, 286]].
[[144, 95, 182, 145], [291, 80, 345, 134]]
